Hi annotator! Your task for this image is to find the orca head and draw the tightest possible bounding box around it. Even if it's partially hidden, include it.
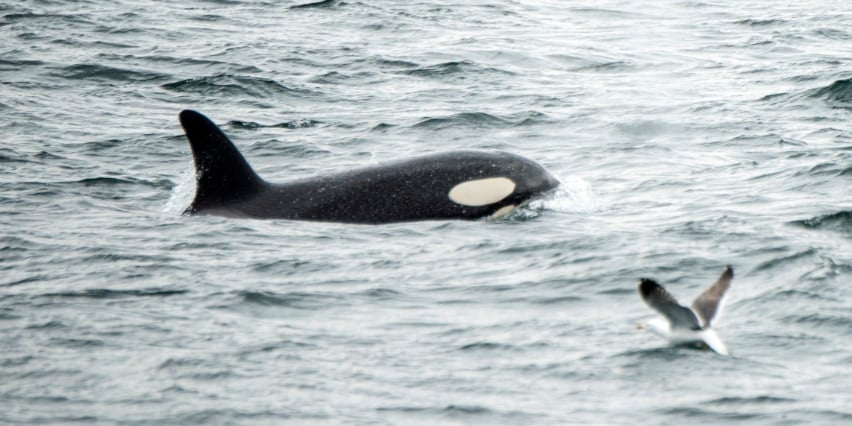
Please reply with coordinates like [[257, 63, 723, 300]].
[[179, 110, 267, 214], [446, 154, 559, 218]]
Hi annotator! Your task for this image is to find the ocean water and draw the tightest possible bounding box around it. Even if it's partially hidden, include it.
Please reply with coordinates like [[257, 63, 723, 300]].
[[2, 0, 851, 424]]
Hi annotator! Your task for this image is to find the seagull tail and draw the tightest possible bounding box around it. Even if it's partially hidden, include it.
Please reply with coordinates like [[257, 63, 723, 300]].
[[701, 329, 729, 356]]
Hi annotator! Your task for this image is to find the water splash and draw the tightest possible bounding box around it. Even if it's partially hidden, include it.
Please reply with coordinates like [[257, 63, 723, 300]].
[[543, 176, 600, 214], [162, 162, 194, 215]]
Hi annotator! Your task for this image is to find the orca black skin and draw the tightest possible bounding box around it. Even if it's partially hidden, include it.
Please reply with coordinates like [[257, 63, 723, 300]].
[[178, 109, 559, 223]]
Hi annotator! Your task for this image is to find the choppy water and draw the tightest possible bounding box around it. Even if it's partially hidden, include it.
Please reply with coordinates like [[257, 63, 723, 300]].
[[2, 1, 851, 424]]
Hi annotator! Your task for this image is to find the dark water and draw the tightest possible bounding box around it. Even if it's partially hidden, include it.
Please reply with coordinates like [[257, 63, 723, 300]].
[[2, 1, 851, 424]]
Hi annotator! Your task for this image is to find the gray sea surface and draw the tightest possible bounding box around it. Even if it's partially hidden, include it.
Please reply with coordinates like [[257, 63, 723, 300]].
[[2, 0, 851, 424]]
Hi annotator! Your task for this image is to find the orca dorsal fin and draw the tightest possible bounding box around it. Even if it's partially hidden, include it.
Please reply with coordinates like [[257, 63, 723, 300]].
[[179, 110, 266, 213]]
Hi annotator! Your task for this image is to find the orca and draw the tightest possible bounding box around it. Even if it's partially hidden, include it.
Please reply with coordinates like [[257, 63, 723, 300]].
[[178, 109, 559, 223]]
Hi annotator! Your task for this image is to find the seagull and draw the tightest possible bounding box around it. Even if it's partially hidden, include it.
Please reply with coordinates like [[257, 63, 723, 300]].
[[637, 265, 733, 355]]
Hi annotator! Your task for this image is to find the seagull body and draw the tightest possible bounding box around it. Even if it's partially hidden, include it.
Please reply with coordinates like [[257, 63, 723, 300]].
[[638, 266, 733, 355]]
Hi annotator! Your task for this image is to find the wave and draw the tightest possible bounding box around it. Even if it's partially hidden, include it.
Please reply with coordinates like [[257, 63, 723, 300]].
[[358, 287, 403, 300], [661, 406, 761, 421], [53, 63, 166, 82], [790, 210, 852, 234], [412, 111, 547, 130], [42, 288, 188, 299], [413, 112, 507, 129], [308, 70, 380, 85], [290, 0, 344, 10], [2, 12, 94, 26], [457, 341, 517, 352], [753, 248, 818, 272], [791, 161, 849, 178], [162, 74, 317, 98], [47, 176, 174, 196], [786, 313, 852, 332], [367, 57, 418, 69], [376, 404, 535, 419], [807, 77, 852, 108], [0, 148, 28, 164], [370, 122, 396, 132], [734, 19, 787, 26], [0, 58, 44, 72], [575, 60, 632, 72], [759, 77, 852, 110], [401, 60, 512, 79], [813, 28, 852, 41], [236, 290, 343, 310], [704, 395, 796, 405]]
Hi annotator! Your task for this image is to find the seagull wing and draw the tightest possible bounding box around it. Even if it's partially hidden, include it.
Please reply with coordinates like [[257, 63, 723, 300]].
[[638, 279, 701, 330], [691, 265, 733, 327]]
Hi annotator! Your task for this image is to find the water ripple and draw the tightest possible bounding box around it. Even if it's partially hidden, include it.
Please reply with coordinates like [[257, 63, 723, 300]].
[[53, 63, 166, 82], [162, 74, 318, 98], [40, 288, 188, 299], [807, 77, 852, 108], [402, 60, 512, 78], [412, 111, 547, 130], [791, 210, 852, 234]]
